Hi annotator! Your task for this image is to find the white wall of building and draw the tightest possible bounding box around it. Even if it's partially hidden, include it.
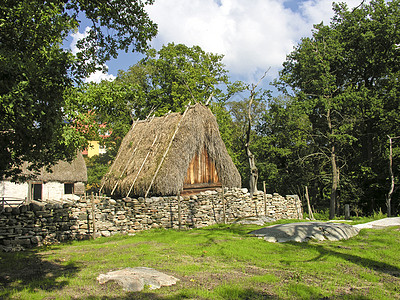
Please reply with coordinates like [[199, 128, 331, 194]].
[[42, 182, 64, 201], [0, 181, 84, 201], [0, 181, 29, 199]]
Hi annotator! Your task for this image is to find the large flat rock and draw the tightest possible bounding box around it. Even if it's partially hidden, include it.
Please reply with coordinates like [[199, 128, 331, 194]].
[[249, 222, 360, 243], [97, 267, 179, 292]]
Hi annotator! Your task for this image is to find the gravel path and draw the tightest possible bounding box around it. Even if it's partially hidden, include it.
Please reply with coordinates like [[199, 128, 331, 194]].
[[353, 217, 400, 229]]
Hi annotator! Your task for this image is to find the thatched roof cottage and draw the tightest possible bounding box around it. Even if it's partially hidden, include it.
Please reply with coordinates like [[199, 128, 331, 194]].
[[0, 152, 87, 202], [102, 103, 241, 197]]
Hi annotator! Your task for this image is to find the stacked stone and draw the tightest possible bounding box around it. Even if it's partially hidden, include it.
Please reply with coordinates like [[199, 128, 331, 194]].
[[0, 202, 81, 251], [1, 189, 303, 251]]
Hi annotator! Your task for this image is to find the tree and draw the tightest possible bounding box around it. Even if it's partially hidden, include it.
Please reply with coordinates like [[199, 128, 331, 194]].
[[69, 79, 142, 158], [80, 43, 230, 143], [227, 83, 269, 192], [255, 95, 314, 198], [276, 0, 400, 217], [0, 0, 157, 179], [140, 43, 229, 116], [245, 71, 270, 197], [386, 136, 400, 217]]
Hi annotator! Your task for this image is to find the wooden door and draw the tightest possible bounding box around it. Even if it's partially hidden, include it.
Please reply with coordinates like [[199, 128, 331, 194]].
[[183, 147, 221, 190]]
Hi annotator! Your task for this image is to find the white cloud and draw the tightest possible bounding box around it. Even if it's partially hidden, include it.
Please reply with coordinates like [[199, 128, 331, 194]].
[[70, 27, 116, 83], [146, 0, 365, 83], [84, 70, 116, 83], [300, 0, 364, 25]]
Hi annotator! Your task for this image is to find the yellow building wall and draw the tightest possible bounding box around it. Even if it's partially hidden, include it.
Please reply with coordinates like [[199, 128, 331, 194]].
[[87, 141, 100, 158]]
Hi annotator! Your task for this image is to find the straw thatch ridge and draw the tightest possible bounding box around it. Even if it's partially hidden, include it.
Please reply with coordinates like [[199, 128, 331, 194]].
[[102, 103, 241, 197], [19, 152, 87, 182]]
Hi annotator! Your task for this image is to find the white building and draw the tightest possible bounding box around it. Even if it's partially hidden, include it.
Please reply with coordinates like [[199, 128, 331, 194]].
[[0, 152, 87, 202]]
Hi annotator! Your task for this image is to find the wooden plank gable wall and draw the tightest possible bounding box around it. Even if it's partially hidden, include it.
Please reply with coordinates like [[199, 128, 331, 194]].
[[183, 147, 221, 194]]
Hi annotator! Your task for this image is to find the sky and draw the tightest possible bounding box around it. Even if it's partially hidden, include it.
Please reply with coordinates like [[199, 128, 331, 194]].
[[70, 0, 365, 89]]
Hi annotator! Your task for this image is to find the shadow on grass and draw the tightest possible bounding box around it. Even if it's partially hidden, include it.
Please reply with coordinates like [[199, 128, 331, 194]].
[[0, 247, 79, 298], [84, 287, 277, 299], [261, 224, 400, 278], [306, 243, 400, 277]]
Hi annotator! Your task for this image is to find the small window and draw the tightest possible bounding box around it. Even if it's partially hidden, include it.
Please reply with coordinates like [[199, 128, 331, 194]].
[[64, 183, 74, 194]]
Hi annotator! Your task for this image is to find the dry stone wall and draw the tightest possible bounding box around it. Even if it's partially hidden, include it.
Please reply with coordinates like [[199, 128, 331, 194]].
[[0, 188, 302, 250]]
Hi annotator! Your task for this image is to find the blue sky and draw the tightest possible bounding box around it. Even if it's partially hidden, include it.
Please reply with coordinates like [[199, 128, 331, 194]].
[[70, 0, 365, 91]]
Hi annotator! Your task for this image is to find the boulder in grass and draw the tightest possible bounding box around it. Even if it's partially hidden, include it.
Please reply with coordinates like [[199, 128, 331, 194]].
[[250, 222, 360, 243], [97, 267, 179, 292]]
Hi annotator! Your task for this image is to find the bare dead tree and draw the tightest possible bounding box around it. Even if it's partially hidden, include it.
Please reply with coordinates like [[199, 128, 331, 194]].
[[387, 135, 400, 217], [246, 69, 269, 198]]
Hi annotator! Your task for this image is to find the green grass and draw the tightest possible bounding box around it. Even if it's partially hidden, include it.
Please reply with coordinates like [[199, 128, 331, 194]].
[[1, 222, 399, 299]]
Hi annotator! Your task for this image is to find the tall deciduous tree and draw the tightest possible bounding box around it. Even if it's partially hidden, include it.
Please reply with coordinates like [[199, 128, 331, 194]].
[[0, 0, 157, 179], [141, 43, 229, 116], [276, 0, 400, 217], [255, 95, 314, 199]]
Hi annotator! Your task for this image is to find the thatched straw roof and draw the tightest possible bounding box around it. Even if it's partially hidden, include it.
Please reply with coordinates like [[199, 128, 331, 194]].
[[19, 152, 87, 182], [102, 103, 241, 197]]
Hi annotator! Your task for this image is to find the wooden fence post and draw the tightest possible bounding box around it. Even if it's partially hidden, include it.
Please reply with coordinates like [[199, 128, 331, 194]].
[[177, 191, 182, 230], [91, 192, 96, 239], [222, 186, 226, 224], [345, 204, 350, 220], [263, 181, 267, 216]]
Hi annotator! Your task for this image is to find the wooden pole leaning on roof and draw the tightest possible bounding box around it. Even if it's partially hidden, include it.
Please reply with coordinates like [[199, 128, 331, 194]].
[[110, 112, 156, 196], [205, 92, 214, 106], [125, 111, 171, 197], [144, 102, 192, 198], [126, 134, 159, 197]]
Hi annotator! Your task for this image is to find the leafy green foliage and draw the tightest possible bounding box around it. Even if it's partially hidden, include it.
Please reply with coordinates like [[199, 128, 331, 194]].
[[269, 0, 400, 215], [69, 80, 139, 158], [140, 43, 230, 117], [0, 0, 157, 179], [255, 95, 316, 197], [85, 154, 112, 193]]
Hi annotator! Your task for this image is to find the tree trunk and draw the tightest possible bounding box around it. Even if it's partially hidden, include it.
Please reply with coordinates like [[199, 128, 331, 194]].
[[246, 90, 256, 198], [387, 135, 394, 217], [327, 109, 338, 220], [245, 69, 268, 198], [246, 144, 258, 197], [330, 144, 338, 220], [246, 102, 258, 197], [305, 186, 315, 220]]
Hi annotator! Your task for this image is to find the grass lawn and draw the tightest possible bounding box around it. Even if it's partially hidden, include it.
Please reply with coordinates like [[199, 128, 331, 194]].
[[0, 221, 399, 299]]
